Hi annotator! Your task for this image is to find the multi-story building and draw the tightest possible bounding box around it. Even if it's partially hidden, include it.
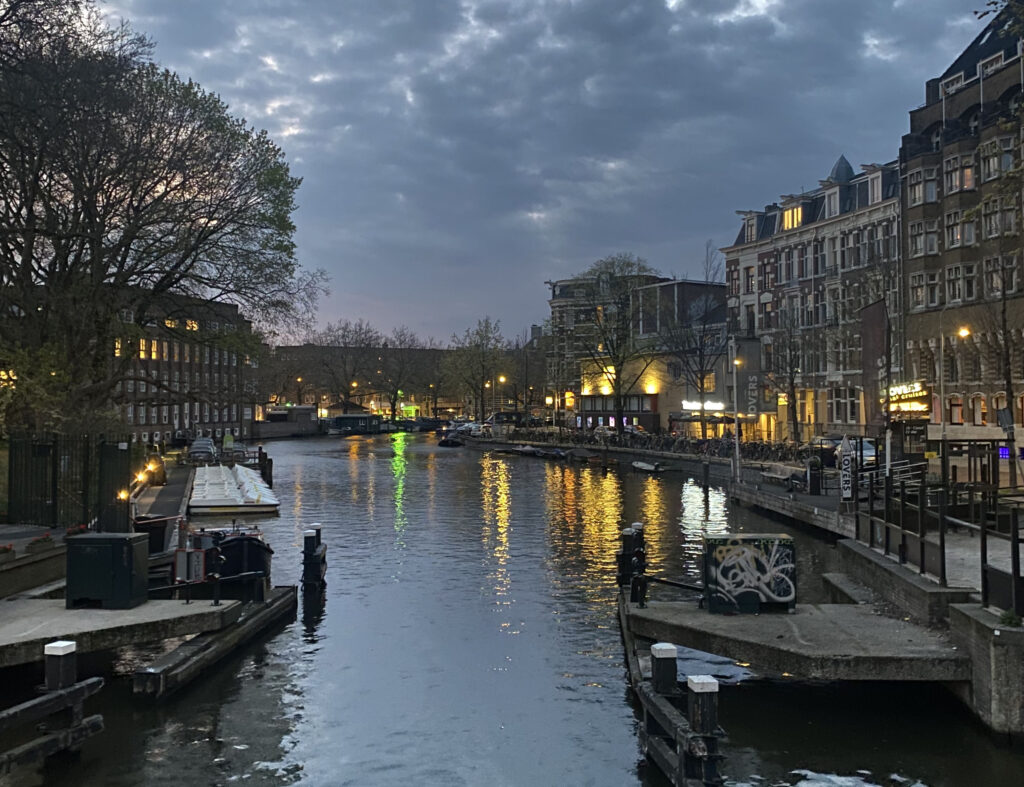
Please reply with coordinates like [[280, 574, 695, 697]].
[[113, 299, 258, 446], [545, 275, 728, 432], [723, 156, 902, 443], [899, 9, 1024, 457]]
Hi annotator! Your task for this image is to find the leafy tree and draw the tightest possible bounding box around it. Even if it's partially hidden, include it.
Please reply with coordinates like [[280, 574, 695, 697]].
[[0, 0, 323, 430], [570, 253, 663, 433]]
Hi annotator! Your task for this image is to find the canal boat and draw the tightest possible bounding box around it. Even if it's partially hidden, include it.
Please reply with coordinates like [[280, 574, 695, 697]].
[[438, 434, 464, 447], [631, 460, 667, 473], [189, 464, 280, 515], [190, 524, 274, 581]]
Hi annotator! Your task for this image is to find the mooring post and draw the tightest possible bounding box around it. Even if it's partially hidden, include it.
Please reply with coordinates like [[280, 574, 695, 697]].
[[938, 488, 948, 587], [629, 548, 648, 608], [650, 642, 678, 695], [980, 504, 989, 607], [616, 527, 636, 587], [45, 640, 77, 692], [686, 674, 722, 786]]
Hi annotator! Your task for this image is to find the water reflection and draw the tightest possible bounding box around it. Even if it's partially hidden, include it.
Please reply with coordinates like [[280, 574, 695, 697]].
[[13, 436, 1024, 787]]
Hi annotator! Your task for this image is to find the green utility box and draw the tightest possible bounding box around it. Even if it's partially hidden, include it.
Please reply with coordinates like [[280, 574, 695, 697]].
[[65, 532, 148, 609]]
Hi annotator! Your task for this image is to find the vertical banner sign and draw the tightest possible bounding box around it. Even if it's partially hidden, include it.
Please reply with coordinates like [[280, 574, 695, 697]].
[[840, 435, 853, 501], [860, 299, 888, 428]]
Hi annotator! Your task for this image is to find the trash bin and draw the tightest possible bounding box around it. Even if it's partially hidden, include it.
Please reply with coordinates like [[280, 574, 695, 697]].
[[807, 456, 822, 495], [65, 533, 148, 609]]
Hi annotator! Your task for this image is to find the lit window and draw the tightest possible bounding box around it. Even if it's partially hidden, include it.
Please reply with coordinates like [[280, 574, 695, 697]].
[[186, 320, 199, 331], [783, 206, 802, 231], [164, 318, 178, 329], [139, 339, 147, 360], [114, 338, 122, 358]]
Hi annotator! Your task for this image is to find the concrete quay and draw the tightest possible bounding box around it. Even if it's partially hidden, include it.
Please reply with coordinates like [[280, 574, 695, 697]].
[[0, 597, 242, 668], [625, 600, 969, 682]]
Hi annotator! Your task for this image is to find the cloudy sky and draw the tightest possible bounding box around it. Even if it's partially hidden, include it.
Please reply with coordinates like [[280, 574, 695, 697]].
[[99, 0, 985, 342]]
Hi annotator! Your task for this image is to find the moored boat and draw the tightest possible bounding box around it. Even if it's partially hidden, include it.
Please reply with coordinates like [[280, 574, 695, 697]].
[[631, 460, 666, 473], [189, 464, 280, 515]]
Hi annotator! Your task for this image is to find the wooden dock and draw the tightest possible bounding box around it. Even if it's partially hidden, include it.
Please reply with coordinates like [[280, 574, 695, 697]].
[[133, 586, 297, 699]]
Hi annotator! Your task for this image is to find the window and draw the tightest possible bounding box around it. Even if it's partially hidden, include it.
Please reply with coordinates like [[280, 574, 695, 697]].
[[745, 218, 757, 242], [963, 162, 976, 190], [908, 170, 923, 205], [827, 191, 838, 217], [869, 175, 881, 204], [925, 221, 938, 254], [1001, 137, 1015, 172], [139, 338, 147, 360], [946, 265, 962, 302], [173, 342, 179, 362], [783, 206, 802, 230], [162, 341, 168, 361], [925, 169, 938, 202], [909, 222, 924, 256], [963, 263, 977, 300], [983, 200, 1000, 238], [910, 273, 925, 308], [982, 143, 1000, 180], [963, 220, 976, 246], [164, 318, 178, 329], [185, 319, 198, 331], [945, 210, 961, 248], [1003, 198, 1017, 234], [743, 267, 754, 293], [986, 256, 1018, 296], [114, 338, 121, 358], [927, 272, 941, 306], [944, 156, 960, 193]]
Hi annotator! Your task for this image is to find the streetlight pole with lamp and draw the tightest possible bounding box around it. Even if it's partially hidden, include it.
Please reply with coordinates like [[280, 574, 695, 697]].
[[732, 340, 741, 484], [939, 323, 970, 485]]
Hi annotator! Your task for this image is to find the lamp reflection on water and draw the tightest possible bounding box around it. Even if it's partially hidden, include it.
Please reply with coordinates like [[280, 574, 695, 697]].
[[480, 455, 513, 624], [391, 432, 408, 539]]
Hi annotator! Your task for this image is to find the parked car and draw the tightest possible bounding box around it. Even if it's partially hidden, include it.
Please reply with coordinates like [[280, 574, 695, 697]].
[[835, 437, 877, 468], [806, 435, 843, 467]]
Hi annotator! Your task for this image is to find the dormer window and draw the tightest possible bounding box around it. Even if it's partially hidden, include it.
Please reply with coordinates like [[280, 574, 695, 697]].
[[744, 218, 757, 243], [980, 54, 1003, 77], [782, 206, 803, 231], [942, 74, 964, 95], [827, 191, 839, 217], [869, 174, 882, 205]]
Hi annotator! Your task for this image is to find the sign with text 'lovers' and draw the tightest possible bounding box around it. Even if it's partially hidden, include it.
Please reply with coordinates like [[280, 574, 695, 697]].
[[840, 436, 853, 501]]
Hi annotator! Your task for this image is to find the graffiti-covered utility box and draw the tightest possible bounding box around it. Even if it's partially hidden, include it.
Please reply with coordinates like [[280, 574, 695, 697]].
[[703, 533, 796, 614]]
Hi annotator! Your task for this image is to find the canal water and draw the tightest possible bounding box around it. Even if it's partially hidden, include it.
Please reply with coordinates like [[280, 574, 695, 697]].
[[13, 435, 1024, 786]]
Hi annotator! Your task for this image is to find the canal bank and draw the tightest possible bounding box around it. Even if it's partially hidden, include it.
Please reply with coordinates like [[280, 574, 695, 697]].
[[8, 435, 1024, 786]]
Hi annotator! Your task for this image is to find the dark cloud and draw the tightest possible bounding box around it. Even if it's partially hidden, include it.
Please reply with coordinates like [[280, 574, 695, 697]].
[[101, 0, 983, 341]]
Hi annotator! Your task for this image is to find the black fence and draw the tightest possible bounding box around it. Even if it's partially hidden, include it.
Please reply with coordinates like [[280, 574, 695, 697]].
[[7, 433, 133, 529], [855, 476, 1024, 615]]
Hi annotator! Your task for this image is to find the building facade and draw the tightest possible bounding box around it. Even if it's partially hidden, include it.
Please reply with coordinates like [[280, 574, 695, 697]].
[[900, 10, 1024, 454], [723, 156, 902, 443], [114, 299, 257, 446]]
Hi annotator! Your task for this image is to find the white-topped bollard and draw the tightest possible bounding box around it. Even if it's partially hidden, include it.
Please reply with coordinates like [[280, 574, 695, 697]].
[[45, 640, 77, 691], [686, 674, 720, 736], [650, 642, 678, 695]]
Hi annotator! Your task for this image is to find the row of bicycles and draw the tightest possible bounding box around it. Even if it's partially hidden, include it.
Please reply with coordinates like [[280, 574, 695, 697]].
[[514, 428, 815, 463]]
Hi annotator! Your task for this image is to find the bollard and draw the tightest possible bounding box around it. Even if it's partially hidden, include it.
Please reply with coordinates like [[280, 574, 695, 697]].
[[686, 674, 722, 785], [650, 643, 678, 695], [616, 528, 636, 586], [303, 529, 317, 555], [631, 522, 645, 552], [45, 640, 77, 691], [629, 549, 648, 607]]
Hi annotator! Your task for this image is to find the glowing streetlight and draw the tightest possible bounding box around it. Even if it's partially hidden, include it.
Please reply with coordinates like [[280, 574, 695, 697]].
[[939, 324, 970, 482], [732, 347, 741, 484]]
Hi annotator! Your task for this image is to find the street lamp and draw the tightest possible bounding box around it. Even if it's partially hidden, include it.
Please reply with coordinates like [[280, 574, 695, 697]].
[[498, 375, 506, 412], [939, 324, 970, 483], [732, 341, 741, 484]]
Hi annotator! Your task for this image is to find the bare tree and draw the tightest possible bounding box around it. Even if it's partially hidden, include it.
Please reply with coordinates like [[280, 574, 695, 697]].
[[377, 326, 423, 422], [659, 241, 727, 438], [310, 319, 383, 412], [445, 318, 505, 422]]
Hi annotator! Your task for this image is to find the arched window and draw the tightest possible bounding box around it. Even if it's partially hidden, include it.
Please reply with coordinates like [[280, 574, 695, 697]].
[[950, 394, 964, 425], [970, 393, 987, 426]]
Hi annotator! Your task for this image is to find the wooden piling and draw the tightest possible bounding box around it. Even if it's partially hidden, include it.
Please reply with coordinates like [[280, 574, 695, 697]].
[[650, 643, 678, 696]]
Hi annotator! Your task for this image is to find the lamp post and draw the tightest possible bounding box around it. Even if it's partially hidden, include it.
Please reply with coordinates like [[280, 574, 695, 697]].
[[939, 323, 970, 484], [732, 341, 741, 484], [498, 375, 506, 412]]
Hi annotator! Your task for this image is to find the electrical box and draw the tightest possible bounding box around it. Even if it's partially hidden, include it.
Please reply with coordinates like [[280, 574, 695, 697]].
[[65, 532, 148, 609]]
